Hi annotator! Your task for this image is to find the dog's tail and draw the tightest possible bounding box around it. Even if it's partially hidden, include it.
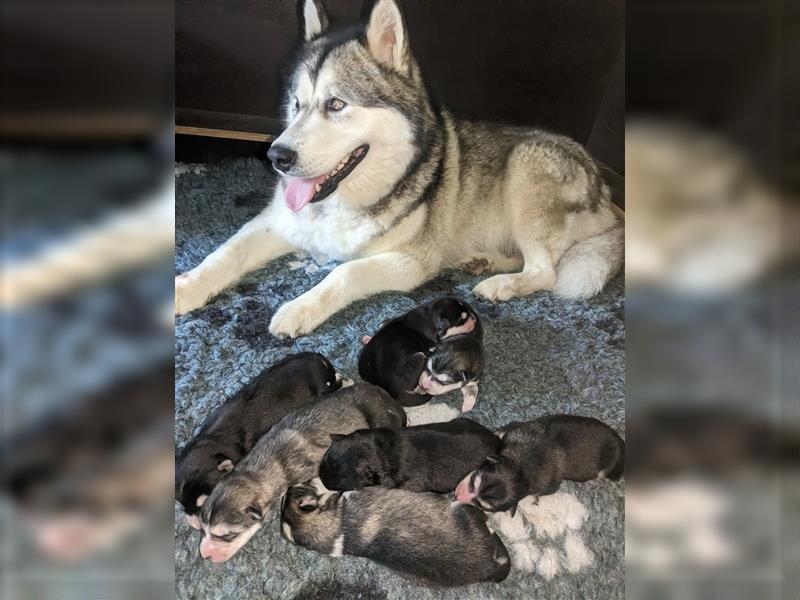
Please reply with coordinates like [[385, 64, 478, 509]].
[[553, 214, 624, 299]]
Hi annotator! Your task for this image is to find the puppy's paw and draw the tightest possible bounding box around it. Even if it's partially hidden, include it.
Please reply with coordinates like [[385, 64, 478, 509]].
[[269, 296, 323, 339], [175, 272, 212, 315], [472, 275, 517, 303]]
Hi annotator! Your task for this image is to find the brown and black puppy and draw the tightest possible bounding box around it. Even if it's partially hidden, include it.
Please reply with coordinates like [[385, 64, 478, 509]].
[[454, 415, 624, 515], [358, 297, 478, 407], [175, 352, 344, 527], [196, 384, 405, 563], [281, 480, 510, 587], [319, 418, 500, 493]]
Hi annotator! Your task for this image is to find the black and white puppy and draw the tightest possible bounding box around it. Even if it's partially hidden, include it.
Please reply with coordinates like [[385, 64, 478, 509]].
[[281, 480, 510, 587], [197, 384, 405, 563], [319, 418, 500, 493], [358, 297, 480, 409], [417, 329, 484, 412], [175, 352, 343, 528], [454, 415, 625, 515]]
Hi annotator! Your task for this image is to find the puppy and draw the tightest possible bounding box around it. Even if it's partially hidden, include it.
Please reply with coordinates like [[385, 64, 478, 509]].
[[281, 481, 510, 586], [197, 384, 405, 562], [319, 418, 500, 493], [417, 328, 484, 412], [454, 415, 624, 515], [175, 352, 342, 527], [358, 297, 477, 407]]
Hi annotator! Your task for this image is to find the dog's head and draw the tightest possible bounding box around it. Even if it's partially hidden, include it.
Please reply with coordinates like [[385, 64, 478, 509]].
[[318, 430, 389, 491], [197, 472, 268, 563], [268, 0, 431, 212], [417, 335, 483, 396], [428, 297, 479, 340], [453, 456, 525, 516], [280, 478, 342, 549], [174, 441, 235, 525]]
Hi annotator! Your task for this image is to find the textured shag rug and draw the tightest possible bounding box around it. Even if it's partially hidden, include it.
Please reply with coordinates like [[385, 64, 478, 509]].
[[175, 158, 625, 600]]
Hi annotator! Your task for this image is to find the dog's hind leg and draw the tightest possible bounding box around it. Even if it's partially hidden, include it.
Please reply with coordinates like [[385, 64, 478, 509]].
[[472, 236, 557, 303], [175, 213, 295, 314], [269, 250, 429, 338], [472, 166, 562, 302]]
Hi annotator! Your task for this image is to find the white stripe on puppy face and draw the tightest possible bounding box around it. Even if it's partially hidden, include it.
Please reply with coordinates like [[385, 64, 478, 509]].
[[330, 534, 345, 557], [281, 521, 295, 543]]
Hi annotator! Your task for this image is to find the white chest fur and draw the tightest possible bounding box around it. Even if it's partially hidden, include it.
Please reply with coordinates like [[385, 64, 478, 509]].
[[270, 192, 382, 262]]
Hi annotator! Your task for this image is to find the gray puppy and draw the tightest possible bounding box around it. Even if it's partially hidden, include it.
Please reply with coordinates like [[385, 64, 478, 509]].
[[197, 384, 405, 562], [175, 352, 342, 527], [319, 418, 500, 493], [281, 480, 510, 587], [454, 415, 624, 515]]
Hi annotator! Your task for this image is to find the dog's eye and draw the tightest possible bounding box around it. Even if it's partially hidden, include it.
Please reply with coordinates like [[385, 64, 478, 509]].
[[326, 97, 346, 112]]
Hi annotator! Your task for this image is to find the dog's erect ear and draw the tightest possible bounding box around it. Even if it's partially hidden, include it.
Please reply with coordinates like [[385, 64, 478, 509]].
[[365, 0, 410, 75], [301, 0, 329, 41], [217, 458, 234, 473], [329, 433, 346, 443], [508, 503, 517, 519]]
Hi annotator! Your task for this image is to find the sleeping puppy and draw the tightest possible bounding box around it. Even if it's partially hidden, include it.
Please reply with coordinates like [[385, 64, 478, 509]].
[[196, 384, 405, 563], [454, 415, 624, 515], [175, 352, 343, 528], [358, 297, 477, 407], [319, 418, 500, 493], [281, 480, 510, 587], [416, 328, 484, 412]]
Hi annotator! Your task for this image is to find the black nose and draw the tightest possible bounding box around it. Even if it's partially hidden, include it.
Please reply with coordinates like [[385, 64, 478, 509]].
[[267, 144, 297, 171]]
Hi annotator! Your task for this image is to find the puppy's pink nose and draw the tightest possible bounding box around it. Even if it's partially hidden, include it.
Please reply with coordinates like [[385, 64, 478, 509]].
[[199, 540, 213, 560], [454, 474, 474, 503]]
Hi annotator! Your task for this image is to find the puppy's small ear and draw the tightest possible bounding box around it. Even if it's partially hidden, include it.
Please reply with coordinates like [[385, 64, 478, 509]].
[[508, 504, 517, 519], [297, 495, 319, 512], [217, 458, 234, 473], [301, 0, 329, 41], [246, 505, 263, 521]]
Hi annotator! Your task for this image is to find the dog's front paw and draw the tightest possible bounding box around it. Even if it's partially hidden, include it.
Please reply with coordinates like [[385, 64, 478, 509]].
[[473, 275, 516, 303], [175, 272, 212, 315], [269, 297, 323, 339]]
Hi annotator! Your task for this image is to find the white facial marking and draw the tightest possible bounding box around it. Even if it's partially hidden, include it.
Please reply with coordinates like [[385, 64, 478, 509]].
[[282, 521, 295, 543], [199, 522, 263, 563], [330, 534, 345, 557]]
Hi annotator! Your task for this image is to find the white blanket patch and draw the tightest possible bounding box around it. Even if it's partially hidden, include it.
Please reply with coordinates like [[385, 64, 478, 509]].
[[517, 491, 588, 538], [403, 403, 460, 426], [491, 491, 595, 579]]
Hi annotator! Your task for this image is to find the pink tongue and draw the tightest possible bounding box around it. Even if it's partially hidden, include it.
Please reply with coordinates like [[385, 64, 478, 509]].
[[284, 175, 327, 212]]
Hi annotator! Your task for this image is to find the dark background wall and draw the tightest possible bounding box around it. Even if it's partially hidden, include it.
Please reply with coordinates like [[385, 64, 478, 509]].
[[176, 0, 624, 174]]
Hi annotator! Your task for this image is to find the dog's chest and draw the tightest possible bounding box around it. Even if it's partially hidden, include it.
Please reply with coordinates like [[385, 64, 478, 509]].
[[272, 200, 381, 261]]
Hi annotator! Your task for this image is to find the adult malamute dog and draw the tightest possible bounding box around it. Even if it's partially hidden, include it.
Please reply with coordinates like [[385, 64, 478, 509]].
[[176, 0, 624, 338]]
